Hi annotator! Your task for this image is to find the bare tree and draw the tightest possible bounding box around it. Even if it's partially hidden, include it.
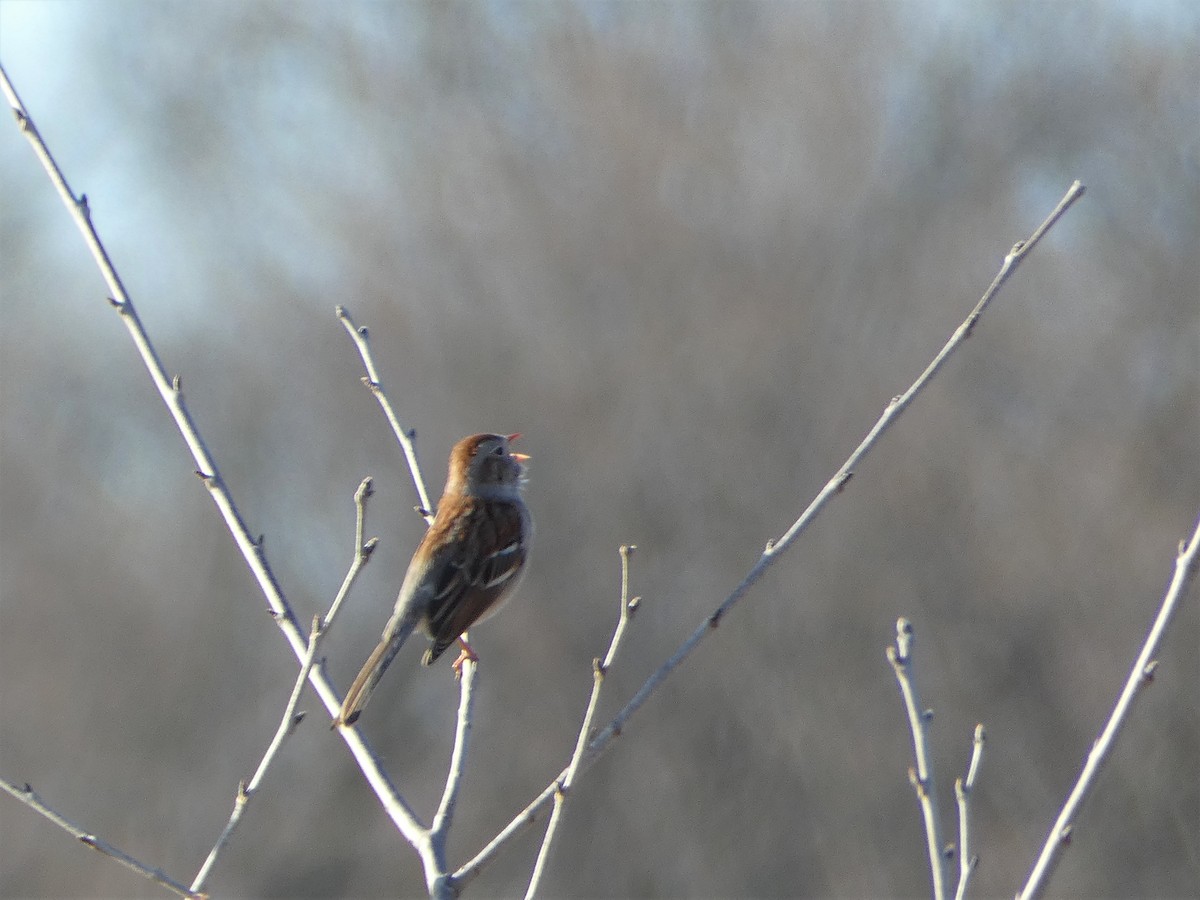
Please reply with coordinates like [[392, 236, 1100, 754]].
[[2, 5, 1197, 897]]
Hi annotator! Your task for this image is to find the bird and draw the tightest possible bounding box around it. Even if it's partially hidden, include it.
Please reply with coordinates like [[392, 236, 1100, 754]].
[[335, 433, 532, 727]]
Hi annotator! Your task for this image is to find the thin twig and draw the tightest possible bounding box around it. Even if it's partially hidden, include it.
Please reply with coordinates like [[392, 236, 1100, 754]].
[[524, 546, 641, 900], [0, 778, 197, 898], [953, 723, 986, 900], [323, 477, 380, 628], [1018, 513, 1200, 900], [1, 61, 440, 887], [430, 657, 480, 855], [336, 305, 435, 523], [190, 615, 324, 894], [887, 619, 948, 900], [454, 180, 1086, 889]]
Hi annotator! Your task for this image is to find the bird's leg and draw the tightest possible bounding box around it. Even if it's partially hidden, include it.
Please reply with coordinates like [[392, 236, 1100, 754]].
[[451, 633, 480, 678]]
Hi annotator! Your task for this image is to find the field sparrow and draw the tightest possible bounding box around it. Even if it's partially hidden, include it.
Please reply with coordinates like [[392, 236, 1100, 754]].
[[335, 433, 532, 727]]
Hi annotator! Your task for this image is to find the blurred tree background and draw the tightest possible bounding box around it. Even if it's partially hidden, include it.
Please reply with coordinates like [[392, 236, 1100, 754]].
[[1, 2, 1197, 897]]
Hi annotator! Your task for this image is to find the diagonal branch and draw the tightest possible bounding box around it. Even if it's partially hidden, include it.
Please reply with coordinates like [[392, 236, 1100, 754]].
[[583, 183, 1084, 767], [337, 305, 436, 523], [1018, 512, 1200, 900], [524, 545, 641, 900], [191, 481, 378, 894], [190, 615, 324, 895], [323, 477, 382, 629], [453, 180, 1087, 889], [1, 58, 436, 886], [0, 778, 197, 898]]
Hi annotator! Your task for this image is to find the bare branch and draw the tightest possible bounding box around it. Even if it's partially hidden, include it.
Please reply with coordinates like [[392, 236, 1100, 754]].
[[1, 59, 435, 882], [887, 619, 948, 900], [336, 305, 436, 523], [953, 723, 985, 900], [452, 180, 1085, 888], [454, 780, 556, 888], [584, 184, 1085, 761], [323, 477, 380, 628], [1018, 513, 1200, 900], [430, 657, 480, 857], [524, 545, 640, 900], [190, 615, 324, 894], [0, 778, 197, 898]]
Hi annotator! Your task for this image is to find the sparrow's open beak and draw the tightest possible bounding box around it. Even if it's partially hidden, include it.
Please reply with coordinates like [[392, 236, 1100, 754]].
[[505, 433, 530, 461]]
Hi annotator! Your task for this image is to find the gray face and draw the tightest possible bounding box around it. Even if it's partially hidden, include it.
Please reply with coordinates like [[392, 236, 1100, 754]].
[[468, 435, 525, 489]]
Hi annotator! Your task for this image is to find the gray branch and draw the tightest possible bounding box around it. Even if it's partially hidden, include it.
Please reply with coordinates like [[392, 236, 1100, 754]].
[[0, 778, 196, 898], [1018, 514, 1200, 899], [190, 615, 323, 894], [887, 619, 949, 900], [1, 59, 443, 894], [953, 723, 986, 900], [524, 545, 640, 899], [337, 305, 436, 523]]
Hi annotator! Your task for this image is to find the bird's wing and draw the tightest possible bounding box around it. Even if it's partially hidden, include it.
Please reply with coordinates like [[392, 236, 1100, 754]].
[[422, 497, 529, 662]]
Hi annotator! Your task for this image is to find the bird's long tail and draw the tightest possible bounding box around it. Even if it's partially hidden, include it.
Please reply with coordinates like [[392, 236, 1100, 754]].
[[335, 618, 417, 727]]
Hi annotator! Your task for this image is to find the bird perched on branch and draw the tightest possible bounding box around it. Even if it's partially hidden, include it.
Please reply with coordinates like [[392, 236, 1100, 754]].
[[335, 433, 532, 727]]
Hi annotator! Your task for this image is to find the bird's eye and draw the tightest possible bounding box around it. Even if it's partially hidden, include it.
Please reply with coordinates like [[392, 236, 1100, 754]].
[[492, 444, 505, 456]]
